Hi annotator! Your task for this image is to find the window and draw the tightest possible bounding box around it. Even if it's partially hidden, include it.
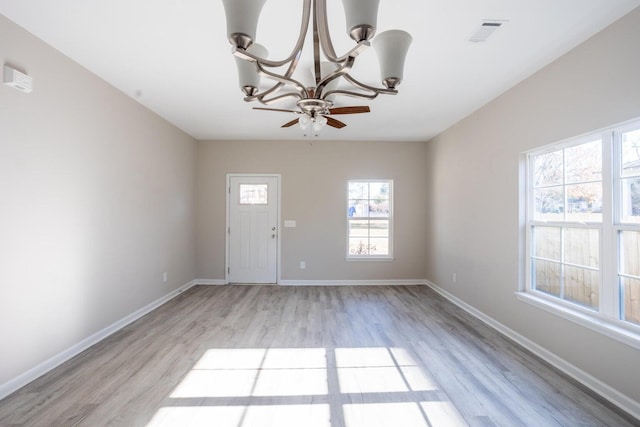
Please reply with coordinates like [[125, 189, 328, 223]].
[[347, 180, 393, 259], [525, 119, 640, 336]]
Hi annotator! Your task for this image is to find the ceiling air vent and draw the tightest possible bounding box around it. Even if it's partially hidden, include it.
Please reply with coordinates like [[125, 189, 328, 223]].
[[469, 20, 508, 43]]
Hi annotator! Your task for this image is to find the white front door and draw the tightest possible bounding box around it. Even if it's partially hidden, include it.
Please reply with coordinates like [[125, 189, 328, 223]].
[[227, 175, 279, 283]]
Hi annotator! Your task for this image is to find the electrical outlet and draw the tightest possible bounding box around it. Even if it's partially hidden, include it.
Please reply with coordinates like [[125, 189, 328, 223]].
[[300, 261, 306, 269], [163, 272, 168, 282], [452, 273, 457, 283]]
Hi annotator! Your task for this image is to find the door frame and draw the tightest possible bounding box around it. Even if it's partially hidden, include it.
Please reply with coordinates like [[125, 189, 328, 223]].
[[225, 173, 281, 284]]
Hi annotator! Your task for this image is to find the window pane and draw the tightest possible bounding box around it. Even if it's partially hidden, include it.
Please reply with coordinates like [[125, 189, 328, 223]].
[[239, 184, 268, 204], [620, 177, 640, 224], [566, 182, 602, 222], [369, 220, 389, 238], [565, 139, 602, 183], [369, 238, 389, 255], [348, 182, 368, 200], [564, 228, 599, 268], [533, 259, 561, 297], [348, 220, 369, 238], [369, 199, 389, 217], [349, 238, 370, 255], [348, 201, 367, 217], [564, 266, 599, 309], [622, 128, 640, 178], [620, 231, 640, 277], [369, 182, 390, 199], [621, 277, 640, 325], [534, 226, 561, 260], [534, 150, 563, 187], [534, 187, 564, 220]]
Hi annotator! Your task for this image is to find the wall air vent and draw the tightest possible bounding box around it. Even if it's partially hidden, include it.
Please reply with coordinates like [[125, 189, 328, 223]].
[[469, 20, 508, 43], [3, 65, 33, 93]]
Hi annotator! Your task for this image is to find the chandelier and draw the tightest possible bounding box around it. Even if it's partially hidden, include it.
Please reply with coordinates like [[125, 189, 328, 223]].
[[222, 0, 412, 132]]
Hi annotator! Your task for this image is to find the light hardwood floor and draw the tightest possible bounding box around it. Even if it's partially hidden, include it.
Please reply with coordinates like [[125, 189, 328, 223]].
[[0, 285, 637, 427]]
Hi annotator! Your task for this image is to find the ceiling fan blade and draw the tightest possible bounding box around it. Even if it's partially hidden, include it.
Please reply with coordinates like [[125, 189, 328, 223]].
[[326, 117, 347, 129], [254, 107, 299, 114], [328, 106, 371, 115], [281, 118, 300, 128]]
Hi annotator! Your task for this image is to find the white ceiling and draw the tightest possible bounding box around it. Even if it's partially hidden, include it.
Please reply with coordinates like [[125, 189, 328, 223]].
[[1, 1, 639, 142]]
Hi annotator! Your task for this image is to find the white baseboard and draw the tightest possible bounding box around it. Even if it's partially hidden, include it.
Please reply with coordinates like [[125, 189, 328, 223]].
[[279, 279, 428, 286], [0, 280, 198, 401], [193, 279, 228, 285], [425, 280, 640, 421]]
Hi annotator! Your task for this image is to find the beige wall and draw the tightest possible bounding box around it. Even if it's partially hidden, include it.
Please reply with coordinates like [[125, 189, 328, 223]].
[[0, 15, 197, 386], [196, 140, 429, 281], [425, 7, 640, 403]]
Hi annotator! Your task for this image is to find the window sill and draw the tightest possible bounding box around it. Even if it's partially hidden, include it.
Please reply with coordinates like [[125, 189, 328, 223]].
[[515, 291, 640, 350], [346, 256, 394, 262]]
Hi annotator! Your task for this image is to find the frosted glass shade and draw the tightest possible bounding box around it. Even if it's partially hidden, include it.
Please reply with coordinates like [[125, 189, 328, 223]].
[[373, 30, 412, 88], [341, 0, 379, 41], [222, 0, 266, 47], [234, 43, 268, 94]]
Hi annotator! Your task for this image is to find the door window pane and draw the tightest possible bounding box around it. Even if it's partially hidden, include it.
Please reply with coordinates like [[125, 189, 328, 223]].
[[239, 184, 268, 204]]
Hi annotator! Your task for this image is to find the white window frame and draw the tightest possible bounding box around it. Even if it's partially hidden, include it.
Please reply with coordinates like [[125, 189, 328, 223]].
[[519, 118, 640, 350], [346, 179, 394, 261]]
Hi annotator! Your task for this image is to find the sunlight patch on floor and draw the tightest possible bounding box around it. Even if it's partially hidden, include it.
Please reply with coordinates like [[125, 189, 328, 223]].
[[148, 347, 466, 427], [147, 404, 330, 427]]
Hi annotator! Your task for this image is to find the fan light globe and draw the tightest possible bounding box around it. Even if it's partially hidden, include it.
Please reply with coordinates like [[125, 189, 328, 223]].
[[299, 114, 311, 130], [313, 115, 328, 131], [373, 30, 412, 89]]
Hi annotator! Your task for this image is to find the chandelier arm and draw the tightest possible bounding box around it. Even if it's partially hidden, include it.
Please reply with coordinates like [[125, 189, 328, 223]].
[[324, 89, 379, 101], [243, 46, 308, 103], [343, 74, 398, 96], [315, 0, 369, 63], [256, 63, 307, 98], [315, 57, 354, 99], [257, 92, 305, 106], [243, 80, 283, 102], [231, 0, 312, 68]]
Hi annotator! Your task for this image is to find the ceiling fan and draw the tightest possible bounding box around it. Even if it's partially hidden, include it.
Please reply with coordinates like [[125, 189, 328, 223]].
[[253, 103, 371, 130]]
